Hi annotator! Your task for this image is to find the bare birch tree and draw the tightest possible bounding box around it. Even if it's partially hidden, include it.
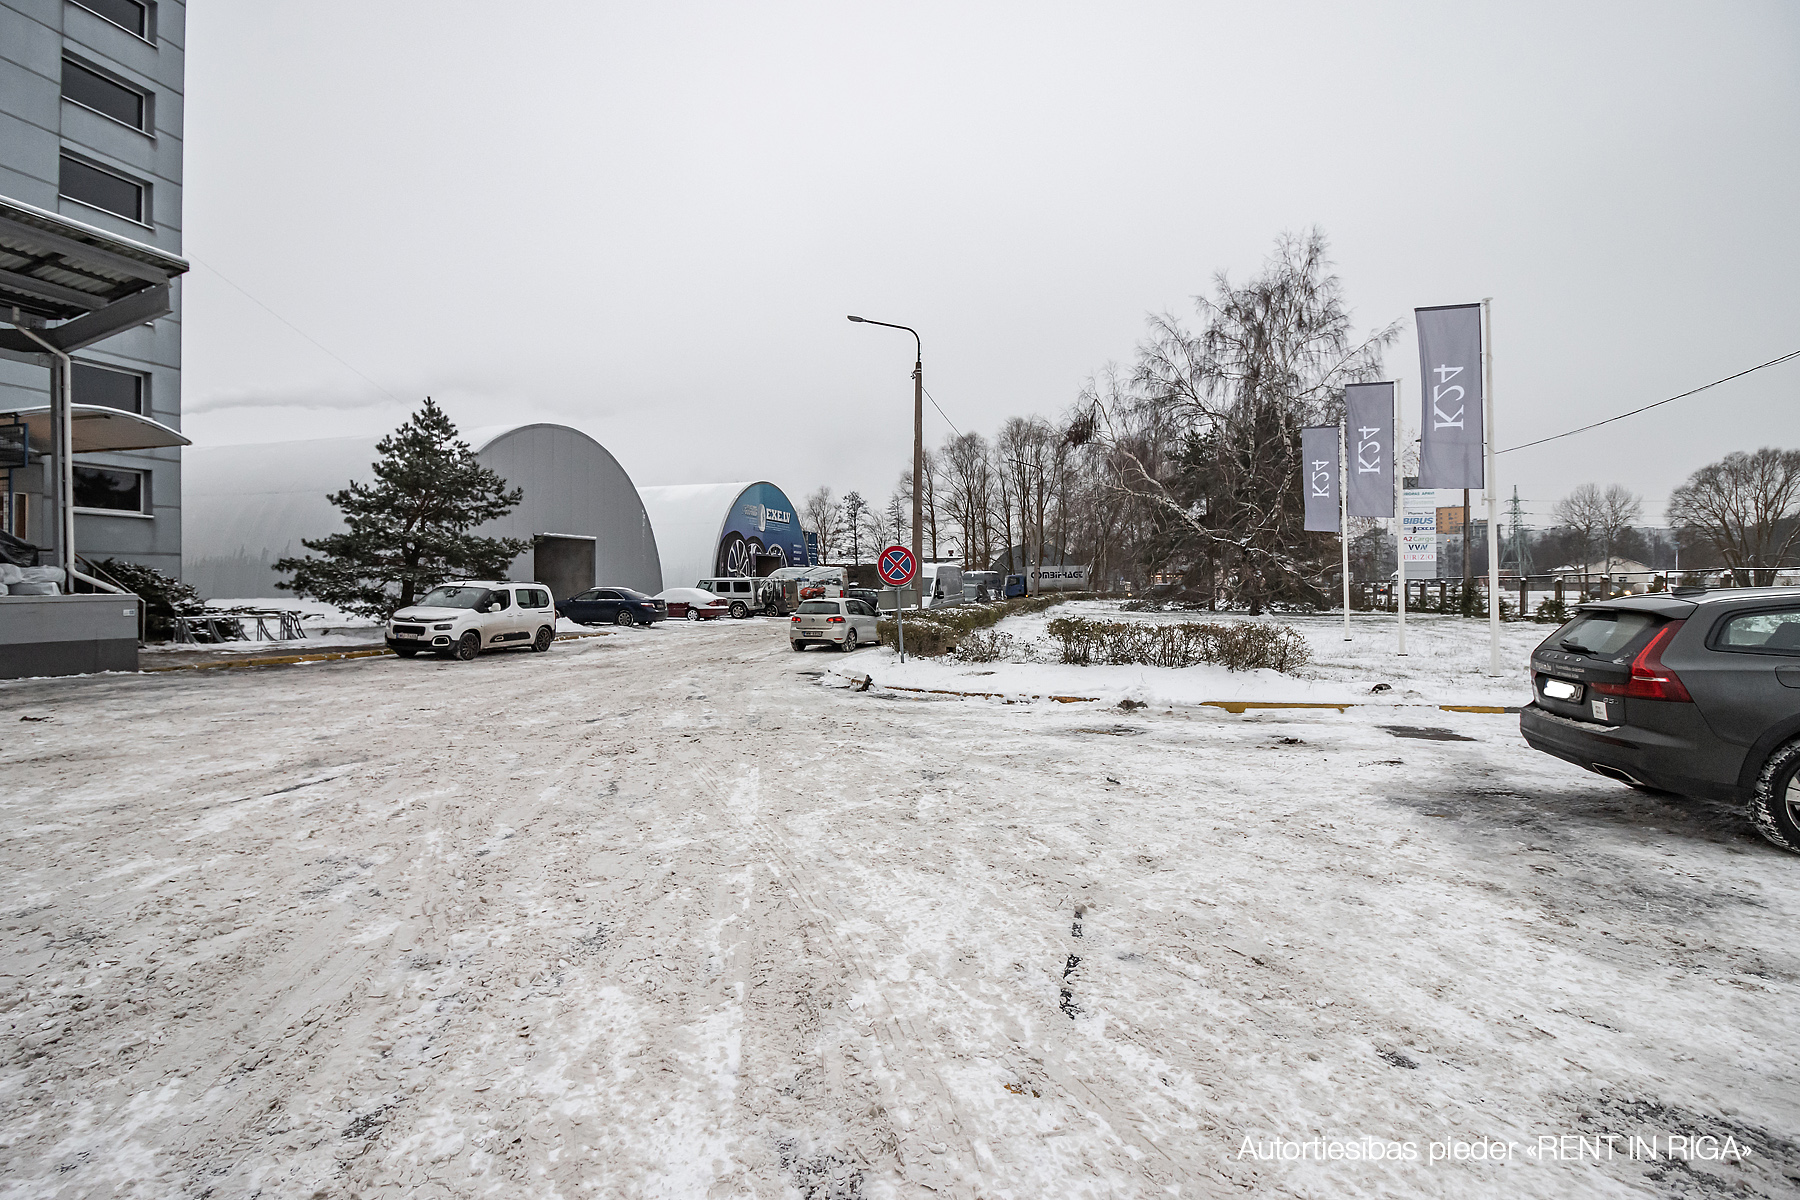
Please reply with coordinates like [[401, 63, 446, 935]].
[[1084, 229, 1396, 611]]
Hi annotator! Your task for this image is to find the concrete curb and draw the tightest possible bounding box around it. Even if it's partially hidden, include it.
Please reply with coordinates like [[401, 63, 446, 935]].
[[833, 673, 1520, 714], [140, 630, 613, 674]]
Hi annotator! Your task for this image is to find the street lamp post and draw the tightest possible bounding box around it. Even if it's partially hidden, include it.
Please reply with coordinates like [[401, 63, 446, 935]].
[[847, 315, 923, 609]]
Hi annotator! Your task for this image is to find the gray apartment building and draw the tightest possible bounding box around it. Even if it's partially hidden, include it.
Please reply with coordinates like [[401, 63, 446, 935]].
[[0, 0, 185, 576]]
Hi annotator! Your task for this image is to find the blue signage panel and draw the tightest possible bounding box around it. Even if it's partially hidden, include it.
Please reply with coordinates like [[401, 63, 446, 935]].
[[714, 482, 807, 576]]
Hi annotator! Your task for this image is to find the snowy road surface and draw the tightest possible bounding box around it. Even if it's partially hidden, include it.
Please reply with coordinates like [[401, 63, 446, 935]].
[[2, 618, 1797, 1198]]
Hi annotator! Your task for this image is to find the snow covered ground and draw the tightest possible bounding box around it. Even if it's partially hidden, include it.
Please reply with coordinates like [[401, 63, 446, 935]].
[[863, 602, 1549, 708], [2, 615, 1797, 1197]]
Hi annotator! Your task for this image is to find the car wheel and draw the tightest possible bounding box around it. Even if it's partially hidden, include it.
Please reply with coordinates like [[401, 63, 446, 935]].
[[791, 641, 806, 652], [730, 601, 749, 619], [454, 631, 480, 661], [615, 610, 636, 627], [393, 646, 420, 658], [688, 608, 701, 621], [1749, 739, 1800, 853], [532, 626, 554, 652], [841, 631, 858, 652]]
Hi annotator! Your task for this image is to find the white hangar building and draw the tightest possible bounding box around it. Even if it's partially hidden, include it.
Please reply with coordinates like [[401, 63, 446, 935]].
[[637, 481, 811, 592], [183, 423, 661, 602]]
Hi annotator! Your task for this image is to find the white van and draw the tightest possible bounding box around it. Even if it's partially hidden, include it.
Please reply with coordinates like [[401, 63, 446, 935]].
[[918, 562, 963, 608]]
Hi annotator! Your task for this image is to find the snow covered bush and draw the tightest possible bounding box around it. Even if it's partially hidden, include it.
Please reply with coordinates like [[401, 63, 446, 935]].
[[1044, 617, 1310, 673], [876, 593, 1081, 657], [953, 629, 1017, 662]]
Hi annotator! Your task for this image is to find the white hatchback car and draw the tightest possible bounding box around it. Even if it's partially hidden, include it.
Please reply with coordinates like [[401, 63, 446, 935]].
[[790, 597, 879, 652], [386, 581, 558, 661]]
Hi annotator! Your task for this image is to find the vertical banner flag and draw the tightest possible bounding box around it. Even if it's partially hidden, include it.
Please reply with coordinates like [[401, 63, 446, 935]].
[[1344, 382, 1395, 517], [1301, 426, 1340, 532], [1415, 303, 1484, 488]]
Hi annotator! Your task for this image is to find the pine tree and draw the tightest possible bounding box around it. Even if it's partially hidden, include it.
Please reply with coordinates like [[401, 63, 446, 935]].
[[275, 399, 532, 618]]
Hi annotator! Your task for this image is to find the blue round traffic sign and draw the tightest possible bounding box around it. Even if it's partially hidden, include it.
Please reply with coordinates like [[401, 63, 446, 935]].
[[878, 545, 916, 587]]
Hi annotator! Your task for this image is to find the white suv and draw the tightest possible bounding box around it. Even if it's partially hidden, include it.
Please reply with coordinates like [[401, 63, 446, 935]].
[[386, 581, 557, 661]]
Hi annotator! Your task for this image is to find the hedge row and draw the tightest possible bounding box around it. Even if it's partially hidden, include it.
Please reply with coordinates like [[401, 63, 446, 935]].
[[1044, 617, 1311, 673], [874, 593, 1084, 658]]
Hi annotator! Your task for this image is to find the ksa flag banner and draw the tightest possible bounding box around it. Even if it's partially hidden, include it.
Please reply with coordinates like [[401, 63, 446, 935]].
[[1301, 425, 1340, 532], [1416, 303, 1484, 488], [1345, 382, 1395, 517]]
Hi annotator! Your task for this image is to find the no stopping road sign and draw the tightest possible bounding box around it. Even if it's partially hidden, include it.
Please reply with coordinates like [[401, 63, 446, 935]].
[[878, 545, 916, 587]]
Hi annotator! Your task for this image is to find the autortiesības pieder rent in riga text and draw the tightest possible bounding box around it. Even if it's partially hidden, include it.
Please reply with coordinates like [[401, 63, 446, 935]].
[[1236, 1132, 1753, 1166]]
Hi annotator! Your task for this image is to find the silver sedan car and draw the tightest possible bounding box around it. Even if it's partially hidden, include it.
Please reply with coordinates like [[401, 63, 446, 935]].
[[790, 598, 879, 651]]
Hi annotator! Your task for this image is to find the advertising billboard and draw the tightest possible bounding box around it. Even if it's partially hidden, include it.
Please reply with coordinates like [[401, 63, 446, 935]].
[[714, 482, 808, 577], [1402, 489, 1438, 575]]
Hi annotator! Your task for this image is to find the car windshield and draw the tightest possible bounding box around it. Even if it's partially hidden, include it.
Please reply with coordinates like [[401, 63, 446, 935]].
[[1555, 610, 1659, 656], [797, 601, 840, 614], [417, 586, 489, 610], [613, 588, 648, 601]]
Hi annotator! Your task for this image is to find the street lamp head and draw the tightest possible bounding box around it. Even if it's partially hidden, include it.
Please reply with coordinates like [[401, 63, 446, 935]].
[[845, 315, 865, 323]]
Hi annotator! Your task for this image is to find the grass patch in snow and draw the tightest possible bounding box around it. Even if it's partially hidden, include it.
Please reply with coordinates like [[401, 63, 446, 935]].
[[1045, 616, 1311, 673]]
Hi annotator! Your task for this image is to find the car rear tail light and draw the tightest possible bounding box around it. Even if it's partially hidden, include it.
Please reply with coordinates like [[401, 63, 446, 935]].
[[791, 616, 801, 623], [1592, 620, 1692, 702], [827, 616, 845, 623]]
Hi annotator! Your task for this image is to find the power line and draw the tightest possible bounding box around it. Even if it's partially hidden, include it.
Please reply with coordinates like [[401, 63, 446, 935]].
[[1499, 349, 1800, 455], [921, 385, 962, 437], [190, 256, 406, 405]]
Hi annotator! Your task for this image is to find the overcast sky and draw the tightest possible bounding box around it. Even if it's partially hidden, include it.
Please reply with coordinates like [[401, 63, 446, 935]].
[[181, 1, 1800, 527]]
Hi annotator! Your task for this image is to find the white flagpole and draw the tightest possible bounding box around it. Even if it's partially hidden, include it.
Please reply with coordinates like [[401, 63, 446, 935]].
[[1340, 420, 1351, 640], [1395, 378, 1408, 656], [1483, 298, 1500, 675]]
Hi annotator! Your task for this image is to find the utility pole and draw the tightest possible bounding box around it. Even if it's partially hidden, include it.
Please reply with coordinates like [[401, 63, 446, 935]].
[[848, 315, 925, 609]]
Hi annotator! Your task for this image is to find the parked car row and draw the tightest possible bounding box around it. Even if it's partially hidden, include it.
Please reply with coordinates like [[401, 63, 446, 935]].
[[385, 573, 814, 662]]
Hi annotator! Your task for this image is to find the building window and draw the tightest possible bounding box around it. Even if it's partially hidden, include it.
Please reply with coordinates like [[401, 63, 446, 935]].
[[70, 0, 148, 39], [62, 59, 148, 131], [59, 155, 146, 224], [73, 362, 144, 413], [73, 465, 148, 514]]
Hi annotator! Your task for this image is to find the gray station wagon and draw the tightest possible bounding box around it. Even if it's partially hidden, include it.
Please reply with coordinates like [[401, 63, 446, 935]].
[[1519, 586, 1800, 854]]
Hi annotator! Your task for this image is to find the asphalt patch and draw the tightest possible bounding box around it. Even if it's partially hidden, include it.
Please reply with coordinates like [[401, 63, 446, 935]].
[[1381, 725, 1475, 742]]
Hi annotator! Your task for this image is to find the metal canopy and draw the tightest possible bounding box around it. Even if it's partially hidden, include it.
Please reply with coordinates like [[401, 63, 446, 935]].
[[0, 403, 190, 453], [0, 192, 191, 585], [0, 194, 188, 353]]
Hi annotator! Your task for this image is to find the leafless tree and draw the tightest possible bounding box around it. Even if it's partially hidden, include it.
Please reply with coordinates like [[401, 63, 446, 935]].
[[879, 491, 910, 550], [1088, 229, 1396, 611], [851, 229, 1399, 608], [840, 490, 872, 564], [1595, 484, 1642, 573], [1667, 447, 1800, 585], [899, 452, 943, 559], [939, 431, 992, 569], [1552, 484, 1605, 576], [801, 487, 842, 563]]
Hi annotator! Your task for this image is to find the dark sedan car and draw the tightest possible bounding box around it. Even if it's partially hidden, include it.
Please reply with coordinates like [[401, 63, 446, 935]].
[[1519, 586, 1800, 854], [556, 586, 667, 628]]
